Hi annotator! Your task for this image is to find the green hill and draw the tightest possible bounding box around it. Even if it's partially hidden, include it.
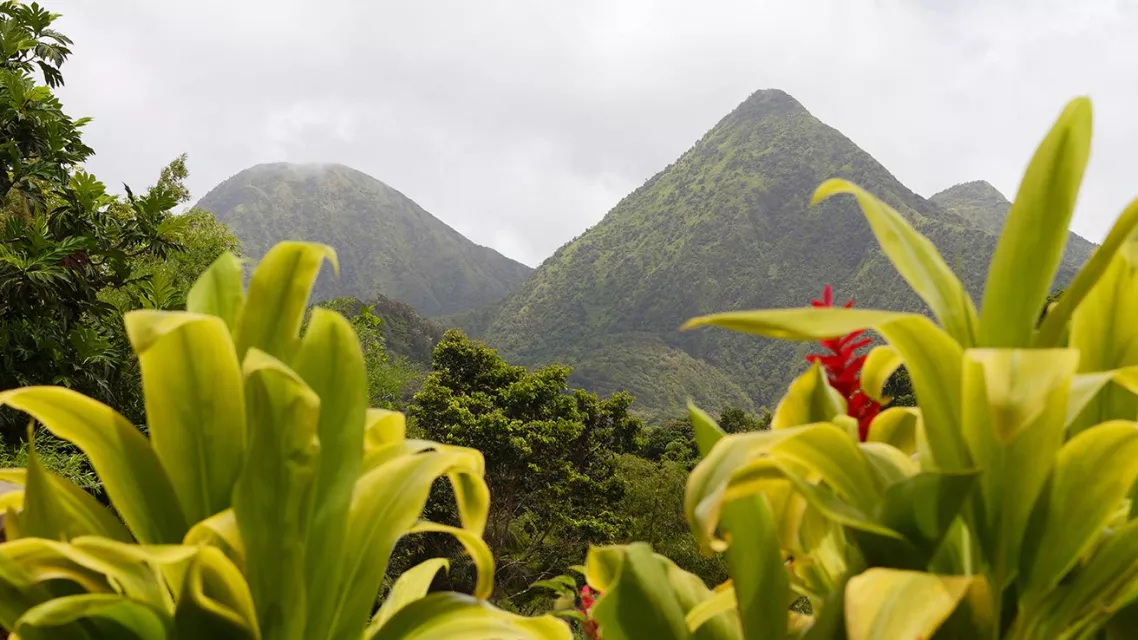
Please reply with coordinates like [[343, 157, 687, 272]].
[[931, 179, 1096, 263], [460, 89, 1096, 418], [196, 163, 532, 317]]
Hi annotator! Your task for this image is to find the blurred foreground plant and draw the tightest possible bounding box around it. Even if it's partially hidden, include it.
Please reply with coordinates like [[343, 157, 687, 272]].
[[0, 242, 569, 639]]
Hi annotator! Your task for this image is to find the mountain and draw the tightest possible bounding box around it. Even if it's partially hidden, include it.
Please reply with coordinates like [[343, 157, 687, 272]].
[[931, 180, 1096, 264], [196, 163, 532, 317], [459, 89, 1095, 419], [326, 294, 446, 366]]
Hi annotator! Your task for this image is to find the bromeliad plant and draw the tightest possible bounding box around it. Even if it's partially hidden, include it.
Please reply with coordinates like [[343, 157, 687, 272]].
[[0, 242, 570, 639], [575, 97, 1138, 639]]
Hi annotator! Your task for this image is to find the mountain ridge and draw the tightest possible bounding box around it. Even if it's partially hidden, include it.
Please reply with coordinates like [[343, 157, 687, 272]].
[[458, 88, 1096, 418], [196, 162, 532, 317]]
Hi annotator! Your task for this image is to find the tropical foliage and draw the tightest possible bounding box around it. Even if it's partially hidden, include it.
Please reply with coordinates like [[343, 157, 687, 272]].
[[0, 241, 570, 639], [0, 2, 231, 435], [573, 97, 1138, 638]]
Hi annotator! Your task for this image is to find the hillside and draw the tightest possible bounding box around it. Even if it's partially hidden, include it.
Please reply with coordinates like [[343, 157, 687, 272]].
[[931, 179, 1096, 264], [196, 163, 532, 317], [461, 89, 1095, 418]]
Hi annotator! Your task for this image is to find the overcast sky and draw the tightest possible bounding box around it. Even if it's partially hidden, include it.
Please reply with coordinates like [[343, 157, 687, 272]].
[[54, 0, 1138, 267]]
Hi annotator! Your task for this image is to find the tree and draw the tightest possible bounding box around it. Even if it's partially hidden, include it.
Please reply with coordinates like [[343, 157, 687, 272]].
[[0, 3, 190, 433], [407, 330, 643, 606]]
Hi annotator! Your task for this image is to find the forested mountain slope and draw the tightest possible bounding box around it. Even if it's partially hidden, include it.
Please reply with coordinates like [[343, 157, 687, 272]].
[[197, 163, 532, 317], [460, 89, 1095, 417]]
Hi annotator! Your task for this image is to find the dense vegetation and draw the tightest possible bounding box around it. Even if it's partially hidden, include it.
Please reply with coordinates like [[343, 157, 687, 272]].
[[196, 162, 533, 317], [0, 1, 239, 437], [458, 89, 1095, 418]]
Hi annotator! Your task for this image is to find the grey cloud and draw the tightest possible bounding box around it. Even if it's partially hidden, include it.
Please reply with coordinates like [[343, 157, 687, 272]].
[[54, 0, 1138, 266]]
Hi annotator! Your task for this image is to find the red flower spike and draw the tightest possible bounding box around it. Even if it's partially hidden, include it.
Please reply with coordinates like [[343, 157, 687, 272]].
[[805, 285, 882, 441], [579, 585, 600, 639]]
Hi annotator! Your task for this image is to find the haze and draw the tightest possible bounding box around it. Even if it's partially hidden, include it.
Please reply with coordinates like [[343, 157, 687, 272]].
[[55, 0, 1138, 266]]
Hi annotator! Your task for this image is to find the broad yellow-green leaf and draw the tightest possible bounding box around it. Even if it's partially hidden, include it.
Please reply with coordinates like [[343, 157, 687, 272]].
[[1016, 519, 1138, 637], [864, 407, 919, 455], [126, 310, 246, 524], [0, 551, 53, 631], [18, 434, 130, 543], [682, 306, 918, 340], [291, 308, 368, 640], [367, 558, 449, 635], [871, 470, 978, 569], [234, 241, 337, 362], [663, 559, 741, 640], [1068, 228, 1138, 434], [323, 447, 485, 640], [173, 546, 259, 640], [844, 569, 979, 640], [0, 387, 187, 544], [980, 97, 1092, 348], [687, 404, 769, 639], [585, 543, 691, 640], [184, 509, 244, 572], [688, 402, 725, 457], [771, 363, 845, 430], [14, 594, 170, 640], [232, 349, 320, 640], [367, 592, 570, 640], [874, 316, 969, 471], [363, 409, 406, 453], [1036, 197, 1138, 347], [961, 349, 1078, 594], [684, 585, 736, 634], [858, 441, 918, 488], [407, 521, 494, 600], [186, 251, 245, 332], [686, 428, 795, 553], [719, 496, 786, 640], [861, 345, 902, 404], [813, 179, 979, 346], [1019, 421, 1138, 607]]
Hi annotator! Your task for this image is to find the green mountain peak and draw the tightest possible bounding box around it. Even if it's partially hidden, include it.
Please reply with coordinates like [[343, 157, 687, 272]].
[[196, 162, 532, 317], [930, 180, 1011, 233], [459, 89, 1094, 418]]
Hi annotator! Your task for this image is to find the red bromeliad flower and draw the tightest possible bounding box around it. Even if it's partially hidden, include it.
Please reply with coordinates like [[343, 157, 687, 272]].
[[579, 585, 600, 639], [806, 285, 881, 441]]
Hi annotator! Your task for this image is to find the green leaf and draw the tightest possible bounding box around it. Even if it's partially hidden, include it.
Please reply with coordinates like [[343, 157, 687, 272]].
[[363, 409, 406, 453], [14, 595, 171, 640], [291, 309, 368, 639], [1035, 197, 1138, 347], [183, 509, 245, 573], [682, 306, 918, 340], [812, 179, 979, 346], [961, 348, 1079, 595], [367, 558, 450, 635], [323, 446, 486, 640], [234, 241, 337, 362], [873, 470, 978, 568], [367, 592, 570, 640], [770, 363, 845, 430], [979, 97, 1093, 348], [173, 546, 260, 640], [844, 569, 986, 640], [687, 402, 726, 457], [720, 495, 787, 640], [125, 310, 246, 524], [186, 251, 245, 332], [861, 345, 902, 404], [864, 407, 919, 456], [0, 387, 187, 544], [407, 521, 494, 600], [0, 551, 54, 631], [19, 433, 131, 542], [586, 543, 691, 640], [1019, 421, 1138, 607], [232, 349, 321, 640]]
